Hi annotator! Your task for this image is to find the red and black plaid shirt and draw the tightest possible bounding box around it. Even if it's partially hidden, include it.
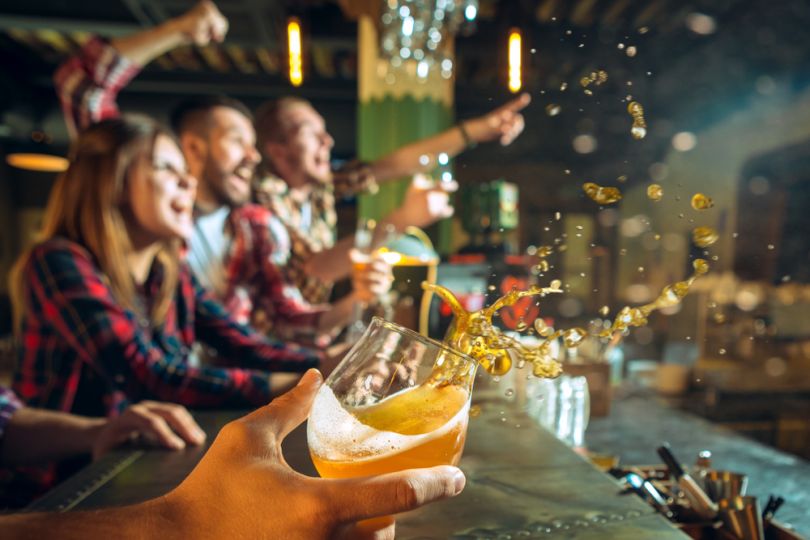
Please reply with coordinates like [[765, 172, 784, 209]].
[[13, 238, 322, 419], [54, 36, 139, 138], [55, 36, 328, 340], [253, 162, 377, 306], [223, 204, 329, 340]]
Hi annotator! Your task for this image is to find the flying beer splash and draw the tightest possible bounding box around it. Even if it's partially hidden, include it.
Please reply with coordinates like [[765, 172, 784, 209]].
[[422, 259, 709, 380]]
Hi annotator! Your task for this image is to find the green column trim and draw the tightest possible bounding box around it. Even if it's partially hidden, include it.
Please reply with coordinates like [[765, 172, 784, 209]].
[[356, 16, 456, 255]]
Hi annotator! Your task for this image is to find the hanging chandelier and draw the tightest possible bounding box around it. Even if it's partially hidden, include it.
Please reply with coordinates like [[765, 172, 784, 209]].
[[379, 0, 478, 81]]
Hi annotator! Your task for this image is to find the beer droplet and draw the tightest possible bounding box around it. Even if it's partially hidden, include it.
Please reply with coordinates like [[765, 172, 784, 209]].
[[560, 82, 568, 91], [691, 193, 714, 210], [693, 258, 710, 275], [583, 182, 622, 204], [580, 70, 608, 88], [627, 101, 644, 115], [505, 388, 515, 398], [626, 45, 637, 57], [692, 227, 719, 248], [469, 404, 482, 418], [549, 279, 562, 290], [713, 312, 726, 323], [599, 305, 610, 317], [647, 184, 663, 201], [563, 327, 587, 348], [534, 318, 548, 334], [627, 101, 647, 140], [546, 103, 561, 116]]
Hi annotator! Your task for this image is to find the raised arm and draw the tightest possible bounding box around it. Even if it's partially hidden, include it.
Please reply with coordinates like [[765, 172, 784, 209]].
[[368, 93, 531, 183], [22, 243, 272, 408], [54, 0, 227, 137]]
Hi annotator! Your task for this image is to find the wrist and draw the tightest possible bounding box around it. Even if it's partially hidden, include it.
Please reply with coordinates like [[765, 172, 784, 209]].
[[457, 121, 478, 149], [144, 492, 197, 539], [161, 17, 194, 47], [77, 417, 107, 455]]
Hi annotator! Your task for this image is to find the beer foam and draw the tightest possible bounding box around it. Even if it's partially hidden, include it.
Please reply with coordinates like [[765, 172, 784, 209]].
[[307, 385, 468, 463]]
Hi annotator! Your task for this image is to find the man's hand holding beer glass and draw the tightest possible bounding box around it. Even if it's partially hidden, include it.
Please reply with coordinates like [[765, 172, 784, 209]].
[[307, 318, 477, 535]]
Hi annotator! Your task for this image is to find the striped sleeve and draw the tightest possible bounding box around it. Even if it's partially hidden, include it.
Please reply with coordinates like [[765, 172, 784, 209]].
[[53, 36, 142, 138], [190, 267, 323, 372], [25, 242, 273, 408]]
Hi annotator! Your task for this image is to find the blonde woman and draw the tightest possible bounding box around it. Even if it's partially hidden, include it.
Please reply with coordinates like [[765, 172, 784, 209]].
[[10, 116, 333, 421]]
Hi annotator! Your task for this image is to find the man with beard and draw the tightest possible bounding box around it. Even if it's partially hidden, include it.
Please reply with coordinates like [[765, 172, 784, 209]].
[[54, 1, 443, 344], [253, 90, 530, 311]]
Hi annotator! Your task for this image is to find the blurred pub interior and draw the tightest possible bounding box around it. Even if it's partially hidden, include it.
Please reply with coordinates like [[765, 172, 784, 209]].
[[2, 0, 810, 461]]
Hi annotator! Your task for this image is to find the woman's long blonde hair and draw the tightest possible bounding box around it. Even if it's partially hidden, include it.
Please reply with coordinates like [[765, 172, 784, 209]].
[[10, 116, 181, 335]]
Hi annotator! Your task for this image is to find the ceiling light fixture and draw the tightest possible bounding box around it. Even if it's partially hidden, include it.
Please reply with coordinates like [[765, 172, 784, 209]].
[[287, 17, 303, 87], [6, 152, 69, 173], [508, 28, 522, 93]]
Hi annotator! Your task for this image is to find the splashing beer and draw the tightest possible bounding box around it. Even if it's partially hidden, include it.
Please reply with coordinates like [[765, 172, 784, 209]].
[[308, 319, 477, 482]]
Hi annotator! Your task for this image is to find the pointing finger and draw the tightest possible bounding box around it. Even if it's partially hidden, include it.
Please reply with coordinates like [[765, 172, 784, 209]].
[[495, 92, 531, 115]]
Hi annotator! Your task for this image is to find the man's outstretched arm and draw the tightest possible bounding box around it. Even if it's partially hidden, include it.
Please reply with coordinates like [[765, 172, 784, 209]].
[[368, 93, 531, 183]]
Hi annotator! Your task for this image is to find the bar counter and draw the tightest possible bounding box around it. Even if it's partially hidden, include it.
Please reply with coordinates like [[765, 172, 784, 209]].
[[586, 388, 810, 537], [27, 403, 684, 539]]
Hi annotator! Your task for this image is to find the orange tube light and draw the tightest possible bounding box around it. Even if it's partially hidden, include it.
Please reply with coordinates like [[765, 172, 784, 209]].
[[287, 18, 303, 87], [508, 29, 522, 93], [6, 153, 69, 172]]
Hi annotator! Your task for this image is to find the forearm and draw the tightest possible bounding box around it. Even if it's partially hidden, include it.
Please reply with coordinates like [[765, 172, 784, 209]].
[[0, 408, 104, 466], [0, 496, 183, 540], [369, 125, 467, 183], [316, 293, 359, 335], [303, 211, 410, 283], [304, 235, 356, 282], [111, 19, 188, 66]]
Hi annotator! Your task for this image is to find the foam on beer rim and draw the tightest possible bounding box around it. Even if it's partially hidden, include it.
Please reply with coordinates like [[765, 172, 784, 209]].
[[307, 385, 469, 462]]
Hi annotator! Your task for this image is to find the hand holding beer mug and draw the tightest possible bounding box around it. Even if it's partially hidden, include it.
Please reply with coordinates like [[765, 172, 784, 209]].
[[307, 317, 477, 532]]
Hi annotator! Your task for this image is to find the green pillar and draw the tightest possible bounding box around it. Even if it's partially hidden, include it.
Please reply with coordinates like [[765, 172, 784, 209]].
[[356, 16, 455, 254]]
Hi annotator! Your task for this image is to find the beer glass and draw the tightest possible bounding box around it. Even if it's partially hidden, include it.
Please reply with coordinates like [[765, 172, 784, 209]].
[[308, 317, 477, 480]]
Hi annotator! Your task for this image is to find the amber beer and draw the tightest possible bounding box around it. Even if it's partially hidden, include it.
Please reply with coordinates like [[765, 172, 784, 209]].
[[308, 382, 471, 479]]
